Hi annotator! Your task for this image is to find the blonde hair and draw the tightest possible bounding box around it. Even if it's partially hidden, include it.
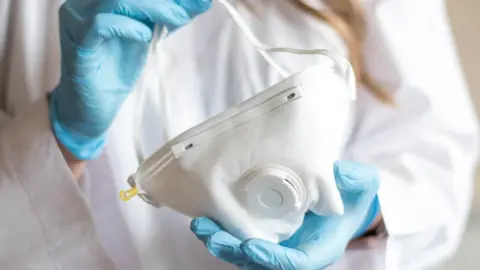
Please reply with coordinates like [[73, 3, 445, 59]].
[[289, 0, 393, 104]]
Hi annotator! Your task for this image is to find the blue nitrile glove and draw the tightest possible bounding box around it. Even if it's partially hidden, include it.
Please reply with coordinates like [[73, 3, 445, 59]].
[[49, 0, 211, 160], [191, 161, 380, 270]]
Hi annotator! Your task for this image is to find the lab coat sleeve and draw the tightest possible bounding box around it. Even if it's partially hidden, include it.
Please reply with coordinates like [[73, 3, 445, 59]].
[[0, 99, 115, 269], [344, 0, 479, 263]]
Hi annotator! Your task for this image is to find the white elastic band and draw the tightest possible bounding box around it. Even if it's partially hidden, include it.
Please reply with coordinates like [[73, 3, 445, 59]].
[[136, 0, 356, 162], [134, 24, 170, 163], [217, 0, 290, 77], [152, 24, 169, 54], [218, 0, 355, 99], [149, 1, 356, 99]]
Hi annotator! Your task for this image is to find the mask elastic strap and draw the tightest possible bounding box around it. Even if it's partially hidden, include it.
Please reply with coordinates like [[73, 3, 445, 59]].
[[134, 25, 169, 163], [217, 0, 356, 100], [217, 0, 289, 77], [137, 1, 356, 162], [151, 1, 355, 99]]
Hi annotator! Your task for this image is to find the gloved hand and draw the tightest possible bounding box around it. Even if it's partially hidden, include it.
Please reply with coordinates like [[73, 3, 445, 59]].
[[191, 160, 380, 270], [49, 0, 211, 160]]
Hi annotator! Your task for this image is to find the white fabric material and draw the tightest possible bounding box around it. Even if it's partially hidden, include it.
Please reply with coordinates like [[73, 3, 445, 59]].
[[0, 0, 478, 269], [0, 99, 115, 269]]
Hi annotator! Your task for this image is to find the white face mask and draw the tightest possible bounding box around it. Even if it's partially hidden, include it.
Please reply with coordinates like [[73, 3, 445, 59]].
[[121, 0, 356, 243]]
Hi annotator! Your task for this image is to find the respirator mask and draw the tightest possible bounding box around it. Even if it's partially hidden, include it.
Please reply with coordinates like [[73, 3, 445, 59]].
[[120, 0, 356, 243]]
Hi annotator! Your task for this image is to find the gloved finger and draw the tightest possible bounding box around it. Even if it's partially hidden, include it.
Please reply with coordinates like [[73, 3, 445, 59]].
[[190, 217, 224, 242], [190, 218, 268, 268], [81, 13, 153, 49], [297, 241, 346, 269], [206, 231, 248, 265], [241, 239, 309, 270], [334, 161, 379, 197], [207, 236, 278, 270], [174, 0, 212, 17], [238, 263, 273, 270], [97, 1, 190, 31], [191, 219, 249, 264]]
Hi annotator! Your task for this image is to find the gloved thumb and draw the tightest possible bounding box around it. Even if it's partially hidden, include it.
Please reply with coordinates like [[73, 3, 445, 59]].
[[334, 161, 379, 195], [334, 161, 380, 239]]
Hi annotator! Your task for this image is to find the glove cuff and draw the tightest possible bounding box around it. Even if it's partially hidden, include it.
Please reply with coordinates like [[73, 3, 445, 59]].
[[48, 93, 106, 160], [353, 195, 380, 239]]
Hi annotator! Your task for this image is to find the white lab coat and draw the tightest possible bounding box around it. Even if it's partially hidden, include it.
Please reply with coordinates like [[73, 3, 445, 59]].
[[0, 0, 478, 269]]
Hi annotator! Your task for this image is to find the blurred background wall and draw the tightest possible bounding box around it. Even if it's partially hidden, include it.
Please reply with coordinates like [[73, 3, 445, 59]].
[[439, 0, 479, 269], [448, 0, 480, 209]]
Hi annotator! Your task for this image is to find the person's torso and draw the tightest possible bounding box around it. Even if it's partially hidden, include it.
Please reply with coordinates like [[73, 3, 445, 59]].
[[2, 1, 351, 269], [108, 2, 350, 268]]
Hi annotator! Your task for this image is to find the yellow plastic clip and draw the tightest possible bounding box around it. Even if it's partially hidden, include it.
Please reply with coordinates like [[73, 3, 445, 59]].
[[120, 187, 138, 202]]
